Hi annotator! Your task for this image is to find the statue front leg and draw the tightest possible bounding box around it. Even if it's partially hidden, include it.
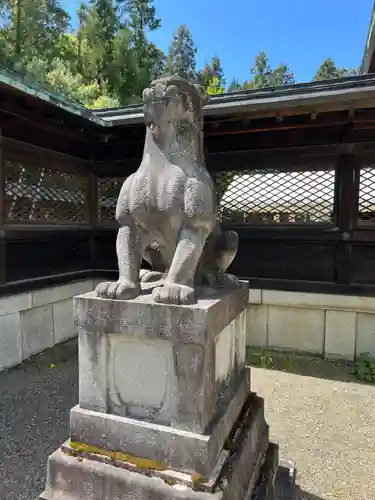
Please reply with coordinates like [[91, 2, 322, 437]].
[[152, 224, 209, 305], [96, 224, 142, 300]]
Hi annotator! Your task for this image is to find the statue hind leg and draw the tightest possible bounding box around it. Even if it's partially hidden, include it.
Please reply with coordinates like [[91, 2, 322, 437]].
[[140, 243, 167, 283], [215, 230, 238, 272], [197, 229, 239, 288], [214, 230, 240, 288]]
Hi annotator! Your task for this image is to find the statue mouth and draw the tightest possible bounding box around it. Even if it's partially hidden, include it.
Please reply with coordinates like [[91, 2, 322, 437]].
[[152, 97, 169, 104]]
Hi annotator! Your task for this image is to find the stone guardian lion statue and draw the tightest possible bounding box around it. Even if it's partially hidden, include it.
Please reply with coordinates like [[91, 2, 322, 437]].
[[96, 76, 239, 305]]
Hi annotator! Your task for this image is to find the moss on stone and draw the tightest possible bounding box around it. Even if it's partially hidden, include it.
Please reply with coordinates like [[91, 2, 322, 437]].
[[69, 440, 169, 471]]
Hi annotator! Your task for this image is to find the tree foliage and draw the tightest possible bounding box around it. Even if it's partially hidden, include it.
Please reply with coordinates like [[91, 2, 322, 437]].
[[0, 1, 362, 108], [198, 56, 225, 89], [164, 24, 197, 81], [243, 52, 295, 89], [206, 76, 224, 95], [313, 57, 358, 81]]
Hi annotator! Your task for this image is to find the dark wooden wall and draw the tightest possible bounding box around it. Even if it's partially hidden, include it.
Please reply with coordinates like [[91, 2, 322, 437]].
[[2, 113, 375, 297]]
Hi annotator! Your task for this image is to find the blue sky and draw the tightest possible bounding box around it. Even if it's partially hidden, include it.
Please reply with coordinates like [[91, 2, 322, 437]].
[[61, 0, 374, 84]]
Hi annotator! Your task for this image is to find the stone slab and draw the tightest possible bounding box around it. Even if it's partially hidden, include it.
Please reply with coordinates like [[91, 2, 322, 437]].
[[40, 449, 220, 500], [40, 394, 272, 500], [53, 298, 74, 344], [262, 289, 375, 313], [324, 309, 356, 360], [249, 289, 262, 305], [32, 279, 95, 308], [246, 305, 268, 348], [0, 312, 22, 370], [268, 305, 324, 355], [74, 282, 249, 345], [0, 292, 31, 316], [70, 369, 251, 476], [356, 312, 375, 357], [20, 304, 54, 359]]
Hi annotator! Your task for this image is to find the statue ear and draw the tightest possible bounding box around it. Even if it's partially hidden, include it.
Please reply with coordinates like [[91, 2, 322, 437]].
[[194, 84, 208, 105]]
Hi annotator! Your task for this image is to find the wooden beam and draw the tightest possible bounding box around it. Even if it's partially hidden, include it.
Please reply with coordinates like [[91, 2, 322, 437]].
[[207, 144, 343, 172], [204, 110, 350, 136], [207, 124, 346, 154], [2, 137, 92, 174], [0, 89, 102, 144], [1, 119, 93, 158], [92, 142, 375, 176]]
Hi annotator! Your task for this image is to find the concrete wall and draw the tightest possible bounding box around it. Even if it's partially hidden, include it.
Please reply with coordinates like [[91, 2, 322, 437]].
[[2, 281, 375, 372], [247, 289, 375, 360], [0, 279, 100, 371]]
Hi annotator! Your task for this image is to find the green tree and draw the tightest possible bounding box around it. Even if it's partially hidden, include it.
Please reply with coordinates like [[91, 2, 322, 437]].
[[0, 0, 70, 69], [81, 0, 119, 88], [198, 56, 225, 90], [26, 57, 119, 108], [314, 57, 358, 81], [268, 63, 295, 86], [227, 78, 242, 92], [114, 0, 164, 101], [164, 24, 197, 81], [206, 76, 224, 95], [244, 51, 295, 89]]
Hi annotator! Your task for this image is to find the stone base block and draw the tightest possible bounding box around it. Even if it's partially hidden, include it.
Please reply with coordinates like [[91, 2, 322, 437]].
[[75, 283, 249, 434], [70, 368, 250, 476], [40, 394, 289, 500]]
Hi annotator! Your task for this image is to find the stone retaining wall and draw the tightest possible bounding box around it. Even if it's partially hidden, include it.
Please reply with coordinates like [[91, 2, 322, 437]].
[[0, 279, 99, 371], [247, 289, 375, 360], [1, 282, 375, 371]]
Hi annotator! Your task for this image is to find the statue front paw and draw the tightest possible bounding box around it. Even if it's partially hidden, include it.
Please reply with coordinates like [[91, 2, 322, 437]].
[[95, 280, 141, 300], [152, 283, 196, 305]]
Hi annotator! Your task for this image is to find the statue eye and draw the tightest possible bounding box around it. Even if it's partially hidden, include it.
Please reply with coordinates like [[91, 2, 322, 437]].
[[166, 85, 178, 97]]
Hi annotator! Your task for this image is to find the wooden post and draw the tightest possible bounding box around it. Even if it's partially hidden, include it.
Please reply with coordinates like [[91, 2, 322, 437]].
[[0, 132, 6, 284], [0, 131, 5, 226], [334, 153, 360, 285]]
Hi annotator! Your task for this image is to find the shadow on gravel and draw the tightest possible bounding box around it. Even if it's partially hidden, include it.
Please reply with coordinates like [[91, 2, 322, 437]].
[[294, 487, 324, 499], [0, 339, 78, 500]]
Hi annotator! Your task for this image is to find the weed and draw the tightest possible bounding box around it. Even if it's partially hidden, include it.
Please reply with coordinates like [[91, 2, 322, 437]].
[[247, 349, 274, 369], [352, 352, 375, 383]]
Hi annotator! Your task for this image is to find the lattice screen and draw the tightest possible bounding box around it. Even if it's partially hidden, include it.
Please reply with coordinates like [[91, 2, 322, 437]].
[[5, 160, 87, 222], [214, 168, 335, 224], [358, 166, 375, 223], [98, 177, 126, 223]]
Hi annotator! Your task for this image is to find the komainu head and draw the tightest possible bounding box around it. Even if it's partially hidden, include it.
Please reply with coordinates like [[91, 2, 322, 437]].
[[142, 76, 207, 139]]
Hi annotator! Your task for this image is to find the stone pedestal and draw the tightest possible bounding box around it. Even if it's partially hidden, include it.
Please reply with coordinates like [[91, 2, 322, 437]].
[[40, 282, 292, 500]]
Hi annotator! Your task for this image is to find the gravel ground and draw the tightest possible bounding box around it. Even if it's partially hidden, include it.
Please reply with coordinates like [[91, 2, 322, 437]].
[[252, 367, 375, 500], [0, 340, 374, 500], [0, 340, 78, 500]]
